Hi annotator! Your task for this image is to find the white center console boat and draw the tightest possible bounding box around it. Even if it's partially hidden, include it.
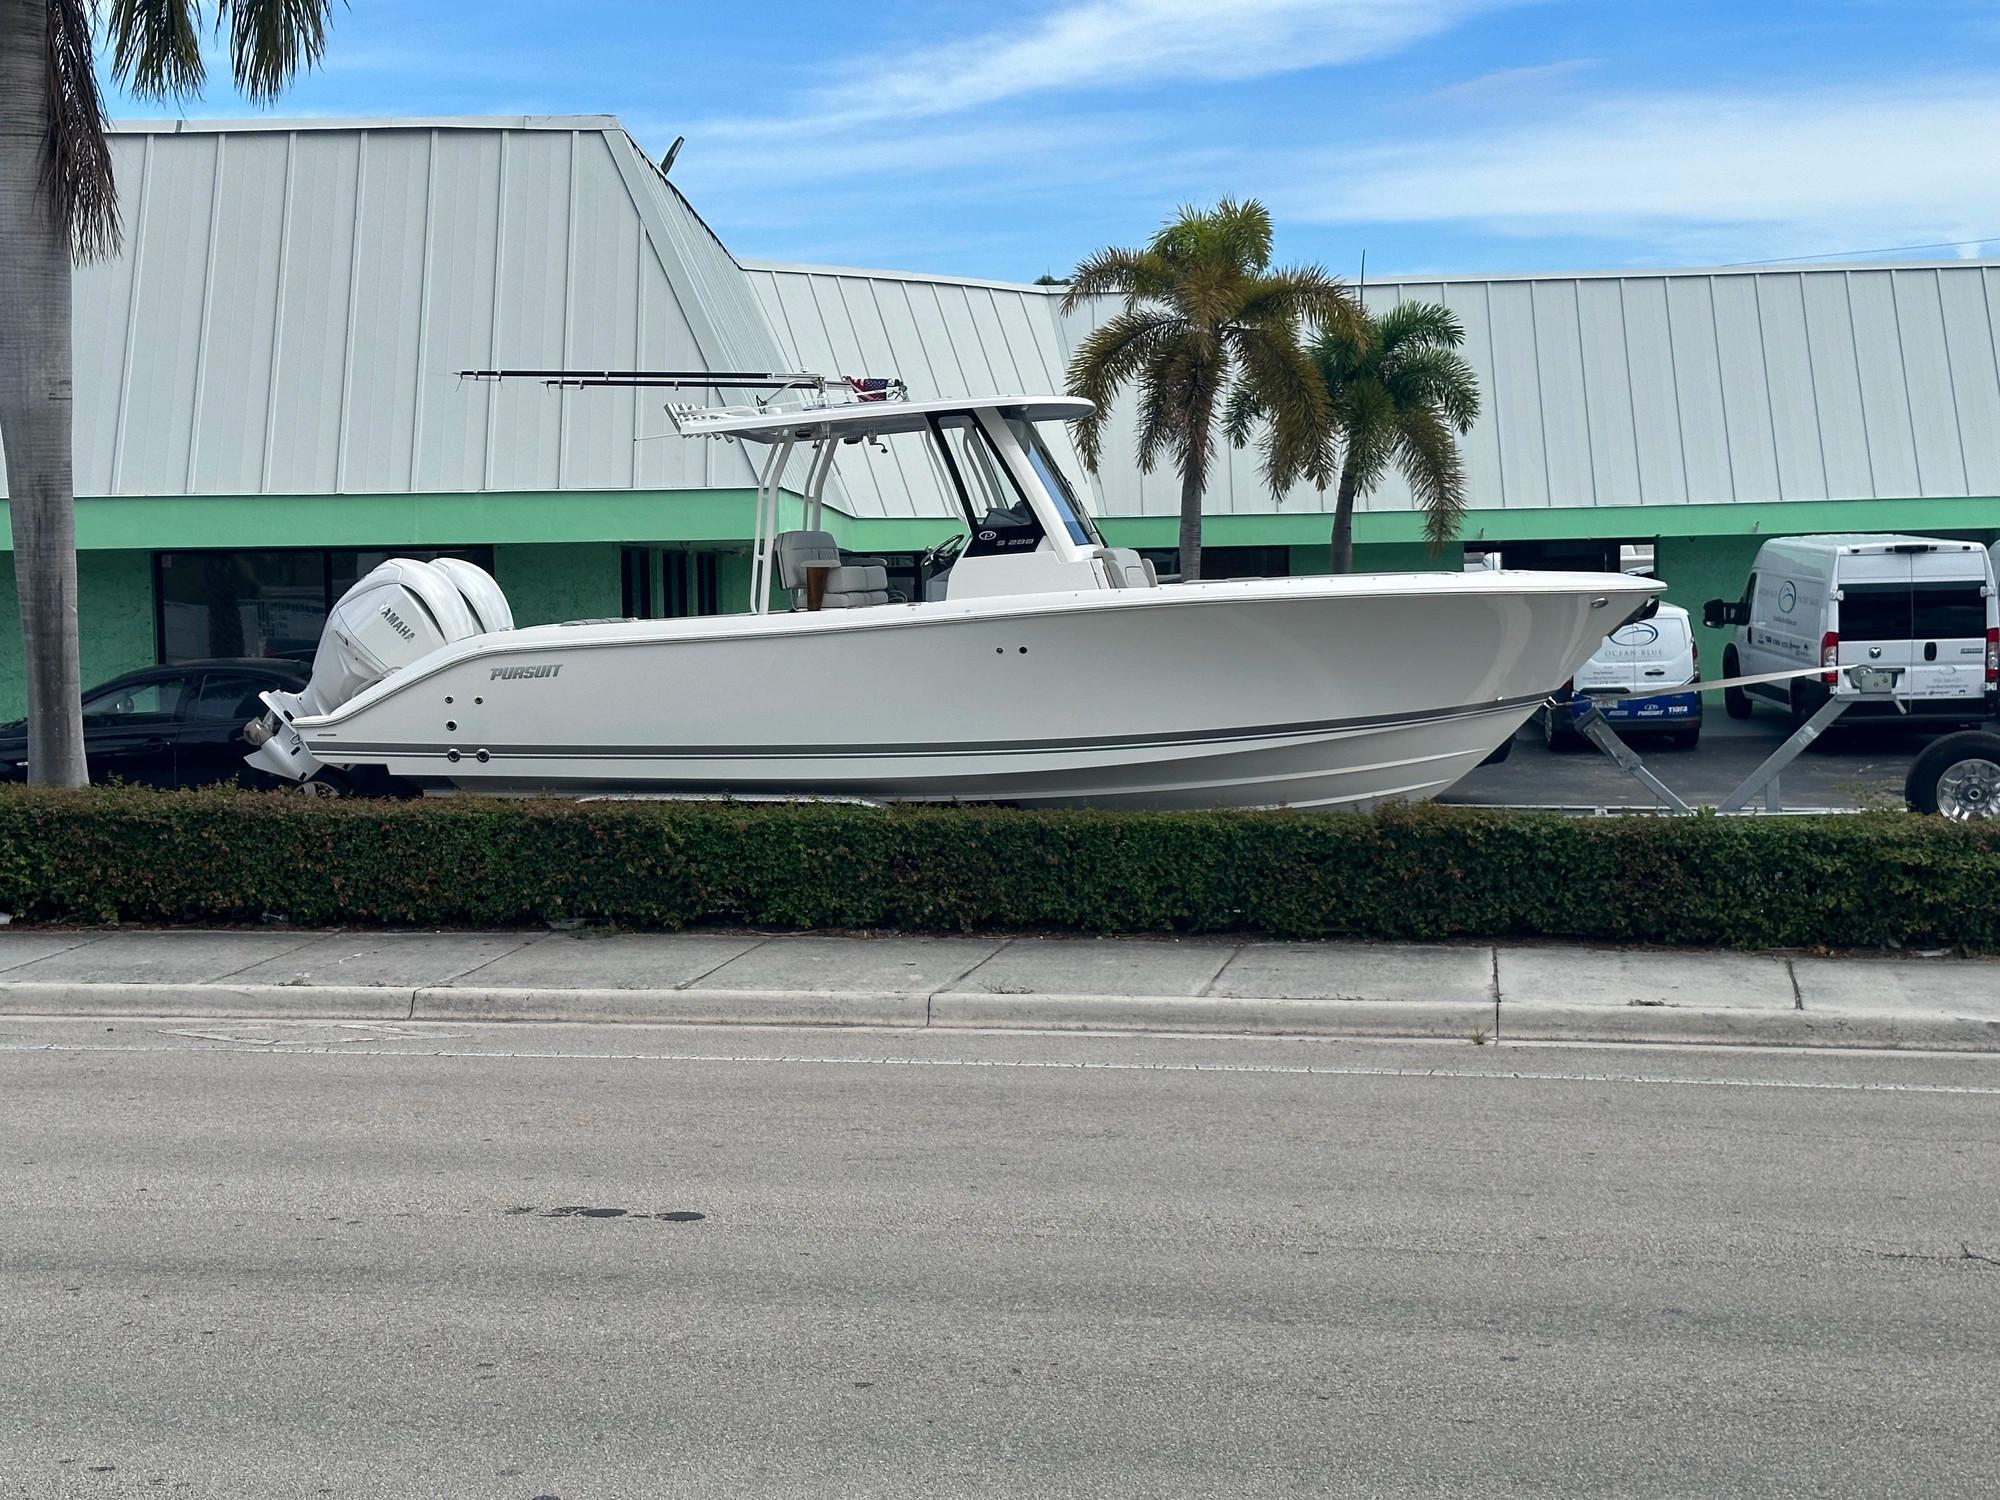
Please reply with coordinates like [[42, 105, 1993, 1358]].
[[246, 376, 1661, 808]]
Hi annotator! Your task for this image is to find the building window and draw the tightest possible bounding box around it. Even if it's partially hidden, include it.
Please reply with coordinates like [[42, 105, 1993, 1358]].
[[625, 547, 723, 619], [1136, 546, 1291, 581], [621, 547, 655, 619], [154, 547, 493, 663]]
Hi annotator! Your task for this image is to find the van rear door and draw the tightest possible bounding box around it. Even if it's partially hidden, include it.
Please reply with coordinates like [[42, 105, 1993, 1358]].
[[1908, 550, 1990, 701], [1833, 548, 1989, 703], [1833, 550, 1914, 691]]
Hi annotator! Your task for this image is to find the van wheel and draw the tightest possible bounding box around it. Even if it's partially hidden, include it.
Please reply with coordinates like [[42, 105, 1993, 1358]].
[[1722, 649, 1751, 719], [1542, 707, 1582, 752], [1789, 680, 1832, 739], [1905, 731, 2000, 820]]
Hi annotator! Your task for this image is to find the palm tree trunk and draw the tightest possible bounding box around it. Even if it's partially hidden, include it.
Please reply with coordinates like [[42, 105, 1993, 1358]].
[[1175, 384, 1216, 583], [1176, 466, 1204, 584], [0, 0, 88, 786], [1328, 462, 1360, 574]]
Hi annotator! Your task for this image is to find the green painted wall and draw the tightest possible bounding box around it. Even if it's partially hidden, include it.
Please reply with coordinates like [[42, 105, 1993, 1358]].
[[10, 487, 1996, 559], [1655, 533, 1789, 701], [1354, 541, 1465, 573], [492, 543, 622, 627], [0, 550, 157, 720], [82, 551, 158, 688], [1, 489, 773, 554], [1095, 496, 2000, 550]]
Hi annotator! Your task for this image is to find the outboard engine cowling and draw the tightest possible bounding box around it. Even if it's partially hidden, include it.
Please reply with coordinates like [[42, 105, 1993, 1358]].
[[245, 557, 511, 783]]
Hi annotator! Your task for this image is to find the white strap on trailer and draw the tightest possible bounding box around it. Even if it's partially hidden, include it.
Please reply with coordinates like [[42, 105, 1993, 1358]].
[[1571, 662, 1899, 704]]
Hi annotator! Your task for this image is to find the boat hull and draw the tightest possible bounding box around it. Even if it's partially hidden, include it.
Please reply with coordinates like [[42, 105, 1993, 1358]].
[[291, 573, 1661, 809]]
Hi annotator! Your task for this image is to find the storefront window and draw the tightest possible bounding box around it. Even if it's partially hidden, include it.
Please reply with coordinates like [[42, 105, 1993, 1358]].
[[154, 548, 493, 663]]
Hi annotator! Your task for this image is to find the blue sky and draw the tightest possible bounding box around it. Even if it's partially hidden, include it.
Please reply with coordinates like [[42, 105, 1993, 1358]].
[[105, 0, 2000, 283]]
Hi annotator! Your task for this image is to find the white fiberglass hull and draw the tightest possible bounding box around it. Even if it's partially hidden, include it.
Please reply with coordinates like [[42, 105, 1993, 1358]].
[[286, 572, 1661, 810]]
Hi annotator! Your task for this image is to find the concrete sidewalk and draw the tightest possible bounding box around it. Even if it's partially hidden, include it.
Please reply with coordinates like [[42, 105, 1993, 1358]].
[[0, 926, 1996, 1050]]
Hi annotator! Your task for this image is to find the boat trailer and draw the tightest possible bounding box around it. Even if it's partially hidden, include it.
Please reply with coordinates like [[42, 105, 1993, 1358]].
[[1565, 663, 1906, 815]]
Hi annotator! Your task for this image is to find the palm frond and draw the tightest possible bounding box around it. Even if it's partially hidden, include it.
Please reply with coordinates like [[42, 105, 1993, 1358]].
[[218, 0, 336, 103], [106, 0, 207, 98], [1237, 266, 1363, 343], [46, 0, 120, 260], [1374, 300, 1464, 356], [1394, 405, 1469, 554], [1221, 381, 1268, 450], [1065, 310, 1180, 471], [1383, 344, 1482, 433], [1339, 380, 1398, 492], [1170, 259, 1243, 341], [1231, 325, 1335, 495], [1061, 247, 1151, 309]]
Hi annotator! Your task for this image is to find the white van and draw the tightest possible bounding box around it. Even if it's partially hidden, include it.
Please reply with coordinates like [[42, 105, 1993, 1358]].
[[1542, 602, 1702, 749], [1704, 534, 1998, 727]]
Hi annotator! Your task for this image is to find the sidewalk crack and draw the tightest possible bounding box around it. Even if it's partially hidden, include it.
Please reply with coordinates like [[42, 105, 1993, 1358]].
[[1197, 943, 1244, 998], [926, 938, 1012, 1020], [1785, 958, 1804, 1011], [1491, 946, 1503, 1044], [675, 935, 773, 992], [206, 929, 330, 984], [944, 937, 1012, 993], [441, 932, 547, 987]]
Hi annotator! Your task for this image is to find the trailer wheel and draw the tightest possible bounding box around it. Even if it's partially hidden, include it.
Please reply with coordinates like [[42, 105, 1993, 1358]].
[[1905, 731, 2000, 820], [1722, 649, 1752, 719]]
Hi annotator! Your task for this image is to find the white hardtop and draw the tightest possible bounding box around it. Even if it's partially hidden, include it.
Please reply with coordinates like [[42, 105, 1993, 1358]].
[[671, 393, 1095, 443]]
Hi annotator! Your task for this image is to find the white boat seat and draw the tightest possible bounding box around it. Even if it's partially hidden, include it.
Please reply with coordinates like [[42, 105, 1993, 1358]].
[[1095, 546, 1157, 589], [774, 530, 889, 609]]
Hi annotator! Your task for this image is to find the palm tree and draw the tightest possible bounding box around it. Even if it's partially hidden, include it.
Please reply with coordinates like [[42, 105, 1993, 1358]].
[[1062, 199, 1359, 582], [0, 0, 333, 785], [1230, 300, 1481, 573]]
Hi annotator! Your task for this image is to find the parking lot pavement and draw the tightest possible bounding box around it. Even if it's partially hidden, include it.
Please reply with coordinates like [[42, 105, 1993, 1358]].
[[1444, 706, 1971, 810]]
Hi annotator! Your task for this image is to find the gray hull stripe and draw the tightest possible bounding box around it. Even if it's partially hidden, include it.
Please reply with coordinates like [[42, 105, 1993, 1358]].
[[322, 692, 1547, 763]]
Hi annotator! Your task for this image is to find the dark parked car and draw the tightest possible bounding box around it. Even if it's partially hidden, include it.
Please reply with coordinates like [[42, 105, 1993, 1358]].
[[0, 659, 310, 788]]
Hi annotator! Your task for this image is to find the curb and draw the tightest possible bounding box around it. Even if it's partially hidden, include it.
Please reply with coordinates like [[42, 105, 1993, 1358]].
[[3, 981, 1999, 1052]]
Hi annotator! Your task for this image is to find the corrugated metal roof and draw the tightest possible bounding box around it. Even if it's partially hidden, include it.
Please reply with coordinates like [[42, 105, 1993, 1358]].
[[1060, 263, 2000, 519], [747, 256, 2000, 523], [23, 116, 784, 502], [23, 114, 2000, 532]]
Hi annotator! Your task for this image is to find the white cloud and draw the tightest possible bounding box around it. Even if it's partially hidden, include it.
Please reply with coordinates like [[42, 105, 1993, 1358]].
[[804, 0, 1523, 124], [1285, 77, 2000, 258], [693, 0, 1524, 155]]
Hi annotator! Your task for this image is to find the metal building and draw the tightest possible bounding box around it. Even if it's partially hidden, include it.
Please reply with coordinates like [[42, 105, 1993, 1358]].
[[2, 113, 1997, 712]]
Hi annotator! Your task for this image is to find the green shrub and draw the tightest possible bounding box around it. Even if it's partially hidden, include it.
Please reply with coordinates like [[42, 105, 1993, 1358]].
[[0, 786, 1994, 949]]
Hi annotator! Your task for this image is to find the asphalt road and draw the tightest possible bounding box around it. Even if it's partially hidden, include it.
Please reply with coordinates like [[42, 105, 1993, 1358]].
[[1444, 705, 1976, 810], [4, 1019, 1999, 1499]]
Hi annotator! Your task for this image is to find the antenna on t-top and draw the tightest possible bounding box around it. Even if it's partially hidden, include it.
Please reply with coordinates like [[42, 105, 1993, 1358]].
[[660, 136, 685, 175]]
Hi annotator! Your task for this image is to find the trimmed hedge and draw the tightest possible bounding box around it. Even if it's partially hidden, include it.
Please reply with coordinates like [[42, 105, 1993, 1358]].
[[0, 786, 1996, 949]]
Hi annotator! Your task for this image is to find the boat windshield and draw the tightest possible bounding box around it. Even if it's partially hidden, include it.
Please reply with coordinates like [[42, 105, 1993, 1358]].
[[1008, 419, 1101, 547]]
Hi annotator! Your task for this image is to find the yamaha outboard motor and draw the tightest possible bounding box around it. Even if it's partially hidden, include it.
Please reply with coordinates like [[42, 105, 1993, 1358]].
[[245, 558, 513, 785]]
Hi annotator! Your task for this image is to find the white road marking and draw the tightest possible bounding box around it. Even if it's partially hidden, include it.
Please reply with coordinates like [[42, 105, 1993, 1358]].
[[1, 1038, 1998, 1095]]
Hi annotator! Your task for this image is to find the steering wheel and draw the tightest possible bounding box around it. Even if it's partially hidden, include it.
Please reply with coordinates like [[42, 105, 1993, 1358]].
[[922, 532, 967, 573]]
